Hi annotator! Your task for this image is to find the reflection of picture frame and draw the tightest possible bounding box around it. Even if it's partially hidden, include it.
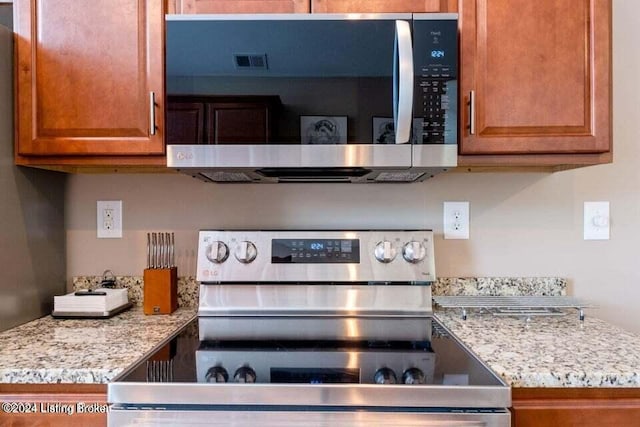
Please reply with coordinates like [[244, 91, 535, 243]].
[[372, 117, 395, 144], [373, 117, 424, 144], [300, 116, 347, 144]]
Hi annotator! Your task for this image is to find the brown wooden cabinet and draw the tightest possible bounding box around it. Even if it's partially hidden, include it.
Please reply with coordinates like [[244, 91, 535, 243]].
[[458, 0, 612, 168], [512, 388, 640, 427], [311, 0, 456, 13], [166, 0, 455, 14], [167, 0, 310, 13], [14, 0, 166, 170], [0, 384, 107, 427], [167, 95, 280, 144]]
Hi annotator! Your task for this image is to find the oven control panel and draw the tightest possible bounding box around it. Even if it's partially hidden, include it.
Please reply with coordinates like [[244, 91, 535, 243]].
[[196, 230, 435, 283]]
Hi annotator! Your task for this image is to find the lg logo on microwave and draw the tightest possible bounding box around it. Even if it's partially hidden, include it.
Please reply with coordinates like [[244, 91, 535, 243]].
[[176, 151, 193, 161]]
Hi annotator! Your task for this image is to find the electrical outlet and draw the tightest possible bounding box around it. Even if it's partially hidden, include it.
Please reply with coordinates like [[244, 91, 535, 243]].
[[444, 201, 470, 239], [584, 201, 609, 240], [97, 200, 122, 238]]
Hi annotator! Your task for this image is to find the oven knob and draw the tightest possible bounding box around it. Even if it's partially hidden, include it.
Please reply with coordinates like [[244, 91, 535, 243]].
[[233, 366, 257, 383], [402, 368, 426, 384], [402, 241, 426, 263], [374, 241, 397, 263], [206, 241, 229, 264], [374, 367, 397, 384], [234, 241, 258, 264], [205, 366, 229, 383]]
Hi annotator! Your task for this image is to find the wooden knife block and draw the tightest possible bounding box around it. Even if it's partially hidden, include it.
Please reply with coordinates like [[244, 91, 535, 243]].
[[143, 267, 178, 315]]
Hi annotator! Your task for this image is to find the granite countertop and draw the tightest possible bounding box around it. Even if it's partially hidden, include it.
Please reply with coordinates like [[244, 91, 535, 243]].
[[2, 276, 639, 388], [0, 307, 196, 384], [436, 310, 640, 388]]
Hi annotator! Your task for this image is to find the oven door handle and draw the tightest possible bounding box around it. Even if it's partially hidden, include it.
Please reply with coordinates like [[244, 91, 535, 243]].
[[393, 19, 414, 144]]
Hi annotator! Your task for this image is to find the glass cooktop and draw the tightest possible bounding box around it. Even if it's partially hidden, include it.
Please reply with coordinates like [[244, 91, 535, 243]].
[[116, 316, 505, 388]]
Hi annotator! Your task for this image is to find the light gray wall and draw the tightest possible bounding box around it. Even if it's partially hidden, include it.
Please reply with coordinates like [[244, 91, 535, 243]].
[[0, 24, 66, 332], [65, 2, 640, 334]]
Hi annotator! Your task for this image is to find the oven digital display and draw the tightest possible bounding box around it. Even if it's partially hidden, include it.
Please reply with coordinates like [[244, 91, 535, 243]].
[[271, 368, 360, 384], [271, 239, 360, 264]]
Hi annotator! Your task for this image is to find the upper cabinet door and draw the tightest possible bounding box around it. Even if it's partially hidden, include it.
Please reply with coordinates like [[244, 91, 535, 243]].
[[15, 0, 165, 156], [459, 0, 611, 155], [312, 0, 450, 13], [168, 0, 310, 13]]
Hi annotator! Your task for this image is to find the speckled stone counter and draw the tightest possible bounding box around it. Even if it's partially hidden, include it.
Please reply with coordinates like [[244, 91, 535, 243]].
[[5, 276, 633, 388], [436, 310, 640, 387], [0, 307, 196, 384], [432, 277, 566, 296]]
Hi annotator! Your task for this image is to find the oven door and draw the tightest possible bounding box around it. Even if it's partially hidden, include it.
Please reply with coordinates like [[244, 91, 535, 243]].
[[109, 382, 511, 427], [109, 406, 509, 427]]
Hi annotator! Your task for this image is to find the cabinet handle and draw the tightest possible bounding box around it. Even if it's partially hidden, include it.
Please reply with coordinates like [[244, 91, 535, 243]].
[[149, 91, 157, 136], [469, 90, 476, 135]]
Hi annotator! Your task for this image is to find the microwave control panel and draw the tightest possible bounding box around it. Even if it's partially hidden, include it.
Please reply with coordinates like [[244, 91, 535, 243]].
[[413, 17, 458, 145]]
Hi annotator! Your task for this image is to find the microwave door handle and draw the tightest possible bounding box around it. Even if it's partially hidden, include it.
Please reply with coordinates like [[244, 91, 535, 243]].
[[394, 20, 414, 144], [393, 28, 399, 139]]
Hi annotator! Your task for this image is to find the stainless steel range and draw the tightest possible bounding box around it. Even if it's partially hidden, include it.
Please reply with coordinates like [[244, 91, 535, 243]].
[[108, 230, 510, 426]]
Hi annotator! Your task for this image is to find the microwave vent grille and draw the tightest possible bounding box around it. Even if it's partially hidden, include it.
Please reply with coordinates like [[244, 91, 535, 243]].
[[234, 54, 268, 70]]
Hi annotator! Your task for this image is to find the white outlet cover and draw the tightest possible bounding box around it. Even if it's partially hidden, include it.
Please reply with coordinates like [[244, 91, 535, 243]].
[[444, 201, 470, 240], [584, 201, 609, 240], [97, 200, 123, 238]]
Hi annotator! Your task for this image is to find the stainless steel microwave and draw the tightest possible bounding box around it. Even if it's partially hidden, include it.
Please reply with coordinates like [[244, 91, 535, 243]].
[[166, 14, 458, 183]]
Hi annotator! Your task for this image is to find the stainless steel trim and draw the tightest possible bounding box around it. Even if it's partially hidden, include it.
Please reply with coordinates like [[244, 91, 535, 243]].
[[412, 144, 458, 168], [167, 144, 412, 169], [149, 91, 156, 136], [198, 285, 433, 319], [108, 382, 511, 409], [395, 20, 413, 144], [412, 13, 459, 20], [197, 316, 434, 341], [166, 13, 414, 21], [469, 90, 476, 135], [109, 408, 509, 427]]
